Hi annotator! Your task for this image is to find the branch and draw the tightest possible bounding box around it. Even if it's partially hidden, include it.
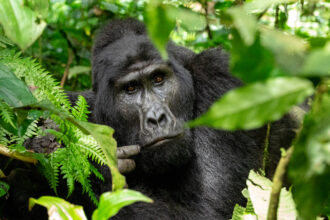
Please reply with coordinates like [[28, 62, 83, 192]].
[[262, 123, 271, 171], [60, 48, 74, 88], [267, 146, 294, 220], [0, 144, 37, 164]]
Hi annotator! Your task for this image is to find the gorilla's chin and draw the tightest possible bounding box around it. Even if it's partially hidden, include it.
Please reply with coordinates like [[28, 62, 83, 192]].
[[134, 132, 194, 176]]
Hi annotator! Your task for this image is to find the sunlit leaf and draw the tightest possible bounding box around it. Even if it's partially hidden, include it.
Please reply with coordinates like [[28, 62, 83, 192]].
[[226, 6, 257, 46], [246, 171, 297, 219], [0, 0, 46, 50], [68, 66, 91, 79], [92, 189, 153, 220], [245, 0, 298, 13], [25, 0, 49, 19], [167, 7, 206, 32], [261, 28, 307, 74], [145, 0, 175, 59], [0, 63, 37, 107], [189, 77, 313, 130], [301, 43, 330, 76], [29, 196, 87, 220]]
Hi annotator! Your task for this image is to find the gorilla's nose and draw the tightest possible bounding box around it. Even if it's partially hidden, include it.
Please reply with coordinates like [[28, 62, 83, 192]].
[[145, 106, 170, 129]]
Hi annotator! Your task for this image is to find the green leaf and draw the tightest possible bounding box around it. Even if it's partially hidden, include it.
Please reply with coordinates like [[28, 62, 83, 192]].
[[230, 33, 276, 83], [92, 189, 153, 220], [261, 28, 307, 75], [245, 0, 298, 14], [0, 181, 9, 198], [226, 6, 257, 46], [301, 43, 330, 76], [188, 77, 313, 130], [289, 88, 330, 219], [25, 0, 49, 19], [166, 7, 206, 32], [0, 0, 47, 50], [29, 196, 87, 220], [145, 0, 175, 59], [68, 66, 91, 79], [0, 63, 37, 107]]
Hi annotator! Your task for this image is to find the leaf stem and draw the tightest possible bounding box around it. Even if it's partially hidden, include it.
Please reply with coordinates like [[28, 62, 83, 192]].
[[0, 144, 37, 164], [267, 146, 294, 220], [262, 122, 271, 171]]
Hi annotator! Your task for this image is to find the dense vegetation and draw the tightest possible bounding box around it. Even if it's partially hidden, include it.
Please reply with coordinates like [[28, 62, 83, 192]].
[[0, 0, 329, 219]]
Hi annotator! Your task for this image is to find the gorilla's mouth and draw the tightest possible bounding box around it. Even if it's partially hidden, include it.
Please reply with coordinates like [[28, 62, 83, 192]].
[[143, 132, 184, 149]]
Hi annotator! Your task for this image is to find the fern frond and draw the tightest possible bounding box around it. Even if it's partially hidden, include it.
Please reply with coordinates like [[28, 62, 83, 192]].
[[23, 120, 38, 139], [72, 96, 90, 121], [0, 100, 15, 128], [90, 163, 105, 182], [0, 50, 72, 110], [78, 136, 106, 165]]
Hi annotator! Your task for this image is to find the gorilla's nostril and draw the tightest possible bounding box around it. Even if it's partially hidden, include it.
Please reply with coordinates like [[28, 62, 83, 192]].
[[158, 114, 167, 126], [147, 118, 158, 127]]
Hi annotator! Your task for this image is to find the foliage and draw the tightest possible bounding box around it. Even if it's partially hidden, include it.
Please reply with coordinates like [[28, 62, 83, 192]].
[[29, 189, 152, 220], [0, 51, 124, 204]]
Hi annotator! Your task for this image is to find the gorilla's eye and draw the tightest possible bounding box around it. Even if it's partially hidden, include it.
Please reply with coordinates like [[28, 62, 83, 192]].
[[152, 73, 165, 85], [124, 83, 138, 94]]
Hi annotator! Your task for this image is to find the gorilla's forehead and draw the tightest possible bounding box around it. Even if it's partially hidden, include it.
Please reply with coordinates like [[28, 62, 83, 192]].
[[98, 35, 162, 68]]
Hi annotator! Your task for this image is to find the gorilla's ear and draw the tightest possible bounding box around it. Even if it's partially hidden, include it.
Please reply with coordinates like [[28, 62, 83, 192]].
[[167, 41, 196, 68], [182, 47, 243, 117]]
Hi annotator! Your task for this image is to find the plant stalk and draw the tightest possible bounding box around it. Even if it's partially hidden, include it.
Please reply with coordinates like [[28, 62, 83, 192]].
[[267, 146, 294, 220]]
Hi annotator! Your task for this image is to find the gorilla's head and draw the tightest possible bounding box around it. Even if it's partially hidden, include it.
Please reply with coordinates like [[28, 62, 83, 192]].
[[92, 19, 195, 175]]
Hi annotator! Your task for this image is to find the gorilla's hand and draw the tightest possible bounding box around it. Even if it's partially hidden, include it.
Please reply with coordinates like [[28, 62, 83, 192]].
[[117, 145, 140, 173]]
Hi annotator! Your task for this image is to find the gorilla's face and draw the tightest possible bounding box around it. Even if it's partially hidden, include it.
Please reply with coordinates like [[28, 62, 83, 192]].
[[93, 36, 195, 174], [114, 61, 184, 148]]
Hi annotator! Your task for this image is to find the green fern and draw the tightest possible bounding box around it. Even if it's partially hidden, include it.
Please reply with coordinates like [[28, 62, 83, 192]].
[[0, 50, 108, 205], [0, 99, 15, 128]]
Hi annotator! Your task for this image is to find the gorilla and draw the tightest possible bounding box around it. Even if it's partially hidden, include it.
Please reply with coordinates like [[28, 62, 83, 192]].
[[72, 18, 297, 219], [1, 18, 299, 220]]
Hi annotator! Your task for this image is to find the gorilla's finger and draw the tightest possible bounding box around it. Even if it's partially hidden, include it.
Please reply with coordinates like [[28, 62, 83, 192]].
[[117, 145, 140, 159], [118, 159, 136, 174]]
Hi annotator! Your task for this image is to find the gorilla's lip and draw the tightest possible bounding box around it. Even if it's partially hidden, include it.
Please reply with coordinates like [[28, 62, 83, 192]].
[[143, 132, 184, 148]]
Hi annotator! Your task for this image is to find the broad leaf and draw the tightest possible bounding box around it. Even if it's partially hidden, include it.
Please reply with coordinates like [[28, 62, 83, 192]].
[[0, 0, 46, 50], [29, 196, 87, 220], [92, 189, 153, 220], [301, 43, 330, 76], [0, 181, 9, 198], [167, 7, 206, 32], [26, 0, 49, 19], [261, 28, 307, 75], [0, 63, 37, 107], [189, 77, 313, 130], [245, 0, 298, 13], [68, 66, 91, 79], [226, 7, 257, 46], [289, 89, 330, 219], [145, 0, 175, 59]]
